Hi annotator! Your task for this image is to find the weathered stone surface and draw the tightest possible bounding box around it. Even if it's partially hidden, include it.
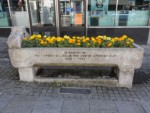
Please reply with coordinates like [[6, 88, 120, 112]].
[[7, 27, 29, 49], [7, 27, 144, 88]]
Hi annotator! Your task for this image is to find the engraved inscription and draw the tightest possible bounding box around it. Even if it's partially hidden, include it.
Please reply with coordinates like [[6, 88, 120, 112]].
[[34, 51, 116, 61]]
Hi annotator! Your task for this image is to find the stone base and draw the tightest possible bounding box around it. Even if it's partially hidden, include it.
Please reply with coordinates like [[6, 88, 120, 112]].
[[118, 68, 134, 88], [18, 67, 38, 82], [35, 77, 118, 87]]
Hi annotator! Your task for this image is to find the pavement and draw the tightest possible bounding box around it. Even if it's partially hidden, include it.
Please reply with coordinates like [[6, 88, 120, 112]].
[[0, 37, 150, 113]]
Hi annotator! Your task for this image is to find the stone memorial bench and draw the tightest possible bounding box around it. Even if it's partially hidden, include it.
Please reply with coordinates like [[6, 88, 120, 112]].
[[7, 27, 144, 88]]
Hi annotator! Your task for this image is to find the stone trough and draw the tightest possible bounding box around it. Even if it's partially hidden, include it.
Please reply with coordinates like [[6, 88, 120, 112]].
[[7, 27, 144, 88]]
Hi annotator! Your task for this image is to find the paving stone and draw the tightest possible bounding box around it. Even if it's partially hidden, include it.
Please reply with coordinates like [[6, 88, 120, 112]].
[[141, 101, 150, 113], [1, 95, 38, 113], [115, 101, 147, 113], [32, 97, 63, 113], [90, 100, 118, 113], [0, 95, 14, 112], [62, 99, 89, 113]]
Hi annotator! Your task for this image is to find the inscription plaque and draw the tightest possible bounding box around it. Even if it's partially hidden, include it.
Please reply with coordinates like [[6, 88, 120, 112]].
[[34, 51, 116, 61]]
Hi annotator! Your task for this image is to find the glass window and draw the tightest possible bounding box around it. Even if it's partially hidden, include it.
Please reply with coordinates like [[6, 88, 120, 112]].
[[10, 0, 29, 27], [29, 0, 55, 27], [116, 0, 150, 26], [59, 0, 84, 27], [0, 0, 11, 27], [88, 0, 116, 26]]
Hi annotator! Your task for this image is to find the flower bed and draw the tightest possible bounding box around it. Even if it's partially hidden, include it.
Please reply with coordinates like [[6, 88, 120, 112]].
[[22, 35, 134, 48], [7, 27, 144, 88]]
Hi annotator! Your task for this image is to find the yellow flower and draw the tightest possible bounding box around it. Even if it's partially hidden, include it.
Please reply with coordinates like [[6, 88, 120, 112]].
[[40, 40, 44, 45], [126, 41, 130, 45], [91, 38, 96, 43], [46, 38, 50, 41], [111, 38, 115, 43], [44, 35, 47, 38], [48, 39, 53, 44], [76, 43, 81, 46], [82, 39, 87, 43], [73, 39, 76, 43], [57, 37, 62, 42], [64, 35, 70, 39], [77, 37, 81, 40], [106, 37, 111, 40], [29, 36, 34, 40], [108, 43, 112, 47], [51, 37, 56, 41], [69, 39, 73, 44], [23, 38, 28, 41], [86, 37, 90, 41], [128, 38, 134, 42], [103, 36, 107, 40], [91, 37, 95, 41], [77, 40, 81, 43], [122, 35, 127, 39], [37, 34, 42, 38]]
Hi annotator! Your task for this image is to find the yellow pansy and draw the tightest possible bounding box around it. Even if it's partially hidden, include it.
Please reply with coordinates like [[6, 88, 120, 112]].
[[23, 38, 28, 41], [77, 40, 81, 43], [37, 34, 42, 38], [69, 39, 73, 44], [29, 36, 34, 40], [108, 43, 112, 47], [126, 41, 130, 45], [57, 37, 62, 42], [76, 43, 81, 46]]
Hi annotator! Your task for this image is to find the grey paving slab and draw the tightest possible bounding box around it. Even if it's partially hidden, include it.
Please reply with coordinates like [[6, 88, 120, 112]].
[[0, 95, 14, 112], [141, 102, 150, 113], [90, 100, 118, 113], [62, 99, 90, 113], [32, 97, 63, 113], [1, 95, 38, 113], [115, 101, 147, 113]]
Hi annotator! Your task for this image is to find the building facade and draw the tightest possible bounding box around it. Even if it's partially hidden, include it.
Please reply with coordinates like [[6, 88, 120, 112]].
[[0, 0, 150, 44]]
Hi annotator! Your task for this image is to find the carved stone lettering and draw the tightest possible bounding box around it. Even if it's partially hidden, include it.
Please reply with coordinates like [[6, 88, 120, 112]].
[[34, 51, 117, 61]]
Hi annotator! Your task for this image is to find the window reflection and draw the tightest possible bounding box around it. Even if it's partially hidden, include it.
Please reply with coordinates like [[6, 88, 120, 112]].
[[29, 0, 55, 27], [88, 0, 116, 26], [0, 0, 11, 27], [10, 0, 29, 26], [88, 0, 150, 27], [60, 0, 84, 27], [117, 0, 150, 26]]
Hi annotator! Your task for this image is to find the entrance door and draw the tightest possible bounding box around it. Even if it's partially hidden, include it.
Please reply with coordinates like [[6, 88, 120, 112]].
[[59, 0, 86, 36], [28, 0, 56, 36]]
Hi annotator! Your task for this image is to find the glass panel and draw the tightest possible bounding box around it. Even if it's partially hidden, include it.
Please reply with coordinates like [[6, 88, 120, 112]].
[[116, 0, 150, 26], [60, 0, 84, 27], [10, 0, 29, 27], [0, 0, 11, 27], [29, 0, 55, 27], [88, 0, 116, 26]]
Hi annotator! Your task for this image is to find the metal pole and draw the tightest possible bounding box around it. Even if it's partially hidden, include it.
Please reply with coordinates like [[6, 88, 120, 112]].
[[26, 0, 33, 35], [55, 0, 60, 36], [85, 0, 88, 36], [7, 0, 13, 26], [115, 0, 119, 26]]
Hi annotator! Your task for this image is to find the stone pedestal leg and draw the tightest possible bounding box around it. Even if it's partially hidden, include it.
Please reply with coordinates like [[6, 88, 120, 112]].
[[118, 67, 134, 88], [18, 67, 36, 82]]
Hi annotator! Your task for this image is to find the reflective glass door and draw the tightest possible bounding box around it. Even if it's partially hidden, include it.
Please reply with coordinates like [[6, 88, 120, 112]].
[[59, 0, 86, 36], [28, 0, 56, 36], [9, 0, 29, 27]]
